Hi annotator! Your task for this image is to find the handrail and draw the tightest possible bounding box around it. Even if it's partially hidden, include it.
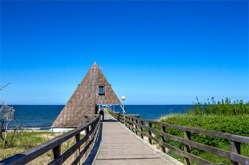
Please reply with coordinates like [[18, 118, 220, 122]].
[[0, 115, 100, 165], [108, 110, 249, 165]]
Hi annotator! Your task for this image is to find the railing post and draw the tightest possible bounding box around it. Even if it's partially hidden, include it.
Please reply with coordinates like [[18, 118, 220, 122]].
[[132, 117, 136, 133], [160, 125, 166, 153], [131, 117, 134, 132], [125, 116, 130, 129], [117, 113, 120, 121], [230, 141, 240, 165], [74, 133, 80, 165], [89, 123, 95, 149], [123, 114, 126, 126], [148, 122, 152, 145], [184, 131, 191, 165], [128, 116, 132, 130], [135, 118, 138, 135], [85, 126, 90, 157], [140, 120, 144, 139], [51, 144, 61, 161]]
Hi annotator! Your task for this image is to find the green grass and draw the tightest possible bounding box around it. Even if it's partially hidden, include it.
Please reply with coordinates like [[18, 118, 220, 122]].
[[1, 131, 58, 148], [156, 114, 249, 163], [153, 97, 249, 164], [1, 131, 86, 163], [0, 131, 62, 160]]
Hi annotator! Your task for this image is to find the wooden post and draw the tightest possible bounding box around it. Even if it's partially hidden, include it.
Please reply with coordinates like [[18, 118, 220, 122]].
[[89, 123, 95, 151], [135, 118, 139, 135], [123, 114, 126, 127], [131, 117, 134, 132], [86, 126, 90, 138], [133, 118, 136, 133], [140, 120, 144, 139], [129, 116, 132, 130], [230, 141, 240, 165], [160, 125, 166, 153], [128, 116, 132, 131], [85, 126, 90, 157], [117, 113, 120, 121], [148, 122, 152, 145], [184, 131, 191, 165], [51, 144, 61, 161], [124, 115, 126, 127], [127, 116, 131, 130], [74, 133, 80, 165]]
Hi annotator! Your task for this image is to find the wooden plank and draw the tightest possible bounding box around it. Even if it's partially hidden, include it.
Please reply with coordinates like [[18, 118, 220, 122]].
[[118, 114, 249, 165], [93, 112, 181, 165]]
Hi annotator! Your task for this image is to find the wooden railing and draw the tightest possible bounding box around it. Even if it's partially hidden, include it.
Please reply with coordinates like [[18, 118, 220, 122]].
[[108, 111, 139, 124], [108, 111, 249, 165], [0, 115, 100, 165]]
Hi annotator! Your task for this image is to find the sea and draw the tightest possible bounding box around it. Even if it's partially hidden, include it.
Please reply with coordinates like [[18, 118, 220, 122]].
[[4, 105, 193, 130]]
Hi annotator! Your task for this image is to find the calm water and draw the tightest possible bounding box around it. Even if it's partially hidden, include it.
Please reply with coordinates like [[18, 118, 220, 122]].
[[5, 105, 193, 130], [112, 105, 193, 119]]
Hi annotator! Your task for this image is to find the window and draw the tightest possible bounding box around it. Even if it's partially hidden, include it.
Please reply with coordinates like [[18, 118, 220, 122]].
[[99, 86, 105, 95]]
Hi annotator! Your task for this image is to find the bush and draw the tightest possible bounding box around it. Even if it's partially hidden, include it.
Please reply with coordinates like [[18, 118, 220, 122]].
[[188, 97, 249, 116], [155, 97, 249, 164]]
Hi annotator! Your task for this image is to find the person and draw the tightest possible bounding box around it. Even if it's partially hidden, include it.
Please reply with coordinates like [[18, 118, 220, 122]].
[[99, 110, 104, 121]]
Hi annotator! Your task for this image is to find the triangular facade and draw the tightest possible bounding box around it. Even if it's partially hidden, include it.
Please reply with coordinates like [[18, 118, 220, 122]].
[[52, 62, 121, 128]]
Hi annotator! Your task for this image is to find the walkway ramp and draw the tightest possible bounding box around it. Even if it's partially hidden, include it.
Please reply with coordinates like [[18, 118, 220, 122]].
[[93, 112, 183, 165]]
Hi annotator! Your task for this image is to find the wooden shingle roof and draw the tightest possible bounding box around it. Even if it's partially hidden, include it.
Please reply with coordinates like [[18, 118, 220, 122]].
[[52, 62, 121, 128]]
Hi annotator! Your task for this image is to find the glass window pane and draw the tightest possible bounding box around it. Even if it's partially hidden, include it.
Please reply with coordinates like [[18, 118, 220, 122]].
[[99, 86, 105, 95]]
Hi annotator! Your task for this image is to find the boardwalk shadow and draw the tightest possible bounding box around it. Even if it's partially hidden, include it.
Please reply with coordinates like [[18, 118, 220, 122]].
[[103, 119, 118, 122], [82, 122, 103, 165]]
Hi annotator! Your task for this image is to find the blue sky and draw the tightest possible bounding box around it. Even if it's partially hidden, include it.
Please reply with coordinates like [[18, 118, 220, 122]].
[[0, 1, 248, 105]]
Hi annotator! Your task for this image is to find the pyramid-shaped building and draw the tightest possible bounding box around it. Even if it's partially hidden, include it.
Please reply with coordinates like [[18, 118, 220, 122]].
[[52, 62, 121, 128]]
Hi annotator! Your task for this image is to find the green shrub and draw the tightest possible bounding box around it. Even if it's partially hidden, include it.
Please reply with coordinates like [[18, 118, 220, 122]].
[[155, 97, 249, 164], [188, 97, 249, 116]]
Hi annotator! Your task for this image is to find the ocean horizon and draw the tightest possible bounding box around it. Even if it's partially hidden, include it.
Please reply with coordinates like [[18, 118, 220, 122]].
[[4, 105, 193, 130]]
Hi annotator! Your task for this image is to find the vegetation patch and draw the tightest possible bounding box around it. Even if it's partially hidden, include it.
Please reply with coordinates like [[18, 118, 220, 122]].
[[154, 97, 249, 164], [0, 131, 63, 161]]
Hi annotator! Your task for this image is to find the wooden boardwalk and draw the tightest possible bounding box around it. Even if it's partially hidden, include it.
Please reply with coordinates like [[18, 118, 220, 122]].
[[92, 112, 183, 165]]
